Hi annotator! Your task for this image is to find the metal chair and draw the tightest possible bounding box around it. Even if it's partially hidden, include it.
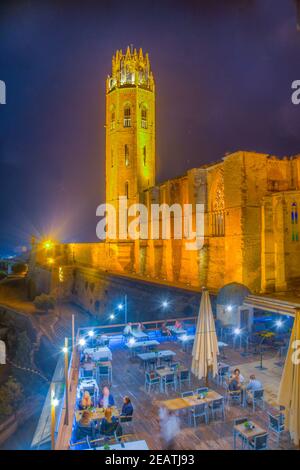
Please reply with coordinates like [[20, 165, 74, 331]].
[[181, 390, 194, 398], [145, 371, 160, 393], [217, 366, 230, 387], [178, 369, 191, 389], [190, 403, 209, 426], [248, 433, 269, 450], [98, 365, 112, 383], [233, 417, 249, 449], [268, 413, 285, 444], [162, 373, 176, 394], [210, 398, 225, 421], [196, 387, 208, 395], [248, 388, 265, 412]]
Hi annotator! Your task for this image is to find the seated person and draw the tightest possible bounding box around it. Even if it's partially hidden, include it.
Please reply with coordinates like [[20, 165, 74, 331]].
[[98, 385, 115, 408], [161, 322, 172, 337], [174, 319, 183, 330], [123, 322, 133, 336], [99, 407, 121, 437], [137, 322, 145, 332], [80, 390, 93, 410], [246, 374, 263, 392], [231, 368, 245, 384], [77, 410, 95, 439], [228, 377, 241, 393], [120, 396, 134, 417]]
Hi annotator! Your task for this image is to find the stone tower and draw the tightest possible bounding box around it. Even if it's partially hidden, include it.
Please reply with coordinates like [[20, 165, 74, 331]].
[[105, 46, 156, 238]]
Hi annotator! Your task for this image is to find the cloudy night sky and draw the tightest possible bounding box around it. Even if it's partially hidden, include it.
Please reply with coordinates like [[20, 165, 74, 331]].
[[0, 0, 300, 256]]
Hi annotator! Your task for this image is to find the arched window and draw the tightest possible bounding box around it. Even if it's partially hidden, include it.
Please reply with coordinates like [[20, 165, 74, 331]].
[[124, 105, 131, 127], [110, 106, 115, 130], [125, 144, 129, 167], [291, 202, 299, 241], [141, 106, 148, 128], [143, 146, 147, 166], [125, 181, 129, 199]]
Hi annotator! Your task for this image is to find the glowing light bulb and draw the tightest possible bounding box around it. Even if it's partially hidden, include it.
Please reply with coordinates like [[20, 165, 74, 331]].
[[234, 328, 241, 335], [110, 314, 115, 320], [162, 301, 169, 308], [88, 330, 94, 337], [79, 338, 86, 347], [226, 305, 233, 312]]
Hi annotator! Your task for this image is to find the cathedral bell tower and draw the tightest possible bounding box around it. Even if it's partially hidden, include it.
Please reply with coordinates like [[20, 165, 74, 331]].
[[105, 46, 156, 239]]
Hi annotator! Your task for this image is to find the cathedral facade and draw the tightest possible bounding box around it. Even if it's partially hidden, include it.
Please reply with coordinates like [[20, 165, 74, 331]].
[[35, 47, 300, 296]]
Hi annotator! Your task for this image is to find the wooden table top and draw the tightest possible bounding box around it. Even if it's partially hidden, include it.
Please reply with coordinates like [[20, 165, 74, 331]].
[[162, 390, 224, 411], [156, 366, 187, 378], [76, 406, 119, 422], [137, 350, 176, 361], [234, 421, 267, 440]]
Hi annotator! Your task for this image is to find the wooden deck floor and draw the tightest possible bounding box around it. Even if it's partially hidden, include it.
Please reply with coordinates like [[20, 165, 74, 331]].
[[107, 339, 297, 450]]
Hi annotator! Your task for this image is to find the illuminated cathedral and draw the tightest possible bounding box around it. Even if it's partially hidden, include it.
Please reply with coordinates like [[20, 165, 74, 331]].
[[33, 47, 300, 302]]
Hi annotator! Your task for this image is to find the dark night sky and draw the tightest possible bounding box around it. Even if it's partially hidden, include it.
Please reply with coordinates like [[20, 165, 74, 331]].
[[0, 0, 300, 256]]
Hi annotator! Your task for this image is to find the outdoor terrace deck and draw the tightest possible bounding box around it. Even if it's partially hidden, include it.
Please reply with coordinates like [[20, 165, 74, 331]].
[[71, 337, 297, 450]]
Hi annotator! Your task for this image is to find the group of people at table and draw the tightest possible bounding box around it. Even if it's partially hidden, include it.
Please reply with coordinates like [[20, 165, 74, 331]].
[[76, 385, 134, 440], [227, 368, 263, 404]]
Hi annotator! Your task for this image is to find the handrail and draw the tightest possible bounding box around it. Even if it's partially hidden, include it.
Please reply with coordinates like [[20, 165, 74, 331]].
[[78, 316, 197, 337]]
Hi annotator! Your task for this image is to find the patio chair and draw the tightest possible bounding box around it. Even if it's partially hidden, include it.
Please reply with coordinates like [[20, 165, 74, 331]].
[[181, 390, 194, 398], [226, 388, 242, 406], [80, 368, 94, 379], [209, 398, 225, 421], [161, 355, 172, 367], [162, 373, 176, 394], [76, 422, 96, 441], [248, 388, 265, 412], [248, 433, 269, 450], [190, 403, 209, 426], [155, 365, 166, 370], [178, 369, 191, 389], [217, 365, 230, 387], [98, 364, 112, 383], [145, 371, 160, 393], [196, 387, 208, 395], [268, 413, 285, 444], [146, 357, 157, 371], [98, 356, 110, 362], [233, 417, 249, 449]]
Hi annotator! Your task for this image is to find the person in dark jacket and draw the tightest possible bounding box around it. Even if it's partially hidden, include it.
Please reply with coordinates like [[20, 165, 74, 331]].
[[121, 396, 134, 417], [99, 407, 120, 436]]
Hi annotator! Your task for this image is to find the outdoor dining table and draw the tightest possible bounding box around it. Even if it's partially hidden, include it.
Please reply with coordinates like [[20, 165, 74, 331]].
[[131, 330, 149, 340], [169, 326, 186, 336], [83, 346, 112, 361], [155, 365, 187, 391], [76, 406, 119, 422], [233, 421, 267, 449], [162, 390, 224, 411], [137, 350, 176, 368], [126, 339, 159, 356], [95, 440, 149, 450]]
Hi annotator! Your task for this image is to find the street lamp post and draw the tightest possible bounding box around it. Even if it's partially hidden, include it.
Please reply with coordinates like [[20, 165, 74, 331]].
[[63, 337, 69, 425], [50, 383, 58, 450]]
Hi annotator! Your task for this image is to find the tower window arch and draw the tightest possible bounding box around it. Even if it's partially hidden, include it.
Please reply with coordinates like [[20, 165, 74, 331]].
[[125, 144, 129, 167], [124, 105, 131, 127], [110, 106, 116, 130], [291, 202, 299, 241], [143, 146, 147, 166], [141, 106, 148, 129]]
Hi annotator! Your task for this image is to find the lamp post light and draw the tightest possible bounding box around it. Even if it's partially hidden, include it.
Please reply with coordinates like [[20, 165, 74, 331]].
[[63, 338, 69, 425], [50, 383, 59, 450]]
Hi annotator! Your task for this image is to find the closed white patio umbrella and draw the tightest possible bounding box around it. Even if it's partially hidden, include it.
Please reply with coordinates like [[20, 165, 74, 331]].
[[191, 288, 219, 381]]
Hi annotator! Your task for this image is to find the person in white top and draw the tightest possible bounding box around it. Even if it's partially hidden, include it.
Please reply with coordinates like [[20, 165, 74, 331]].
[[123, 322, 132, 336], [232, 368, 245, 384]]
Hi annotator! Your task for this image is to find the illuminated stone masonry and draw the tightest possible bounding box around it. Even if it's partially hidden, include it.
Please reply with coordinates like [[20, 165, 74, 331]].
[[33, 47, 300, 298]]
